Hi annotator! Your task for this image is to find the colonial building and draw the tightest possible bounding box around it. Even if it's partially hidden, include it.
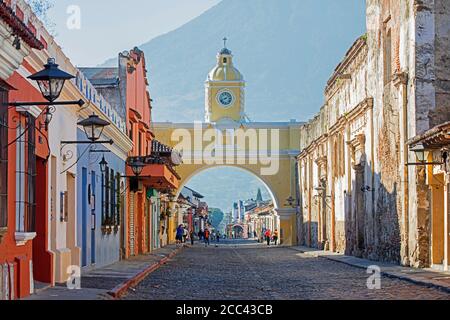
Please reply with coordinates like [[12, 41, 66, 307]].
[[408, 122, 450, 270], [81, 48, 181, 258], [0, 0, 45, 300], [297, 0, 450, 268], [74, 69, 131, 271], [245, 202, 279, 241], [0, 0, 134, 299], [177, 186, 205, 234]]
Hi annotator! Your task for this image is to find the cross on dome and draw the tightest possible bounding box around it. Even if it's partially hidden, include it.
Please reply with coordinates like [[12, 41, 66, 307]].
[[220, 37, 232, 55]]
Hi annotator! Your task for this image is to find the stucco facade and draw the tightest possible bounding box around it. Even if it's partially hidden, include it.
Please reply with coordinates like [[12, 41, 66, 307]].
[[0, 0, 45, 299], [298, 0, 450, 267]]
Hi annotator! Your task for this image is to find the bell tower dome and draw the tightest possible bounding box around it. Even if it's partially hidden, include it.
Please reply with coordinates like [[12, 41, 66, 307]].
[[205, 38, 246, 124]]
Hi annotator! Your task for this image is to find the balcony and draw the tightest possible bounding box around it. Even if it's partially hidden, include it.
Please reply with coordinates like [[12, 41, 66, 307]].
[[127, 140, 181, 190]]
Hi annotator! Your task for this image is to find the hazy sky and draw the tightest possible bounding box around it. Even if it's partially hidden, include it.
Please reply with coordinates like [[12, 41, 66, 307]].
[[47, 0, 221, 66], [187, 167, 272, 213]]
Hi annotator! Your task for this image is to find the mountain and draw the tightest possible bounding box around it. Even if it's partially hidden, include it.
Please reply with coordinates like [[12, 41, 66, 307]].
[[101, 1, 366, 212], [103, 0, 366, 123]]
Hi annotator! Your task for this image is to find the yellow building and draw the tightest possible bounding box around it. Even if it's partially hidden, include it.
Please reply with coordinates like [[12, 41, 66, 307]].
[[154, 42, 302, 245]]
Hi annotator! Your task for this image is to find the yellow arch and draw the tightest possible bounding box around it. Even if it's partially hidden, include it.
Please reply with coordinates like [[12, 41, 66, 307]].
[[154, 122, 302, 245]]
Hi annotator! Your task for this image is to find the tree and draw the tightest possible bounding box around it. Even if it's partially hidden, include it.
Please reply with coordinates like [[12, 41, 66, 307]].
[[25, 0, 55, 34], [208, 208, 225, 230]]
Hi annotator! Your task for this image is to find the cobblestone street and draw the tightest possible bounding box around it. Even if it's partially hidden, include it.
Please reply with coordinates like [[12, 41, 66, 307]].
[[122, 240, 450, 300]]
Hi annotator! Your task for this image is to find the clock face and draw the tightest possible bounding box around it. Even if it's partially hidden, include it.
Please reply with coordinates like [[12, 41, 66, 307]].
[[218, 91, 234, 107]]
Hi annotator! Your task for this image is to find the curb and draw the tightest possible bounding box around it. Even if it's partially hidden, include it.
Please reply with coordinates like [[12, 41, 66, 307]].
[[107, 246, 183, 299], [291, 247, 450, 294]]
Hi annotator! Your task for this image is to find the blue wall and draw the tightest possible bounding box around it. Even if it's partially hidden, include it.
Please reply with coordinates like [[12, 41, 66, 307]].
[[76, 129, 126, 269]]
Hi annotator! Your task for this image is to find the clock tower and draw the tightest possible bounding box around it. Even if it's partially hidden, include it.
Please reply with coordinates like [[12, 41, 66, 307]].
[[205, 39, 245, 124]]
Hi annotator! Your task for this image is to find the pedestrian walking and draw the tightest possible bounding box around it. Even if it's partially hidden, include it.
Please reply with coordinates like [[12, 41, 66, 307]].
[[264, 229, 272, 246], [216, 232, 220, 243], [183, 227, 188, 243], [190, 230, 195, 246], [204, 229, 210, 247], [176, 224, 184, 246], [273, 229, 279, 245], [261, 230, 266, 243]]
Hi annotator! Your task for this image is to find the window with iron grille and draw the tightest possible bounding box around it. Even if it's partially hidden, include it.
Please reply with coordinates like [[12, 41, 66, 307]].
[[102, 168, 122, 228], [102, 165, 110, 226], [109, 168, 115, 225], [115, 173, 122, 226], [15, 114, 36, 232], [0, 87, 8, 229]]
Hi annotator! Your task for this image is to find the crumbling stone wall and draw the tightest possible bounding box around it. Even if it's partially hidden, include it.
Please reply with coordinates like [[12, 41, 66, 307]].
[[431, 0, 450, 126], [298, 0, 449, 267]]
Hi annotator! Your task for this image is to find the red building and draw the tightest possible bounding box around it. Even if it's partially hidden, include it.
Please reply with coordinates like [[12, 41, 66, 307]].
[[121, 48, 181, 255], [0, 0, 48, 299]]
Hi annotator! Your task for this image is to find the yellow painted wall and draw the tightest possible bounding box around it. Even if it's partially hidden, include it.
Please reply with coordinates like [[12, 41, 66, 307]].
[[153, 123, 302, 245]]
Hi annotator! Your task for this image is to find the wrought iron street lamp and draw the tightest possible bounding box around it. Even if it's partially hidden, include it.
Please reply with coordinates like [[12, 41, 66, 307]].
[[129, 158, 145, 177], [6, 58, 84, 129], [407, 143, 443, 166], [78, 113, 110, 142], [411, 143, 428, 164], [99, 156, 108, 174], [285, 196, 296, 208], [5, 57, 85, 150], [61, 114, 114, 146], [28, 58, 74, 103], [7, 58, 83, 108], [43, 107, 53, 129]]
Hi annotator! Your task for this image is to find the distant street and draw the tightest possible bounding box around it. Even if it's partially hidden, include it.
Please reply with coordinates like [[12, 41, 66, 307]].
[[122, 240, 450, 300]]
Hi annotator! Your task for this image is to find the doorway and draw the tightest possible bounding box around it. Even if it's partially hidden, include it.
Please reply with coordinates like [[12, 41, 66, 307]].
[[32, 156, 53, 284], [81, 168, 88, 267], [431, 173, 445, 267], [90, 170, 96, 265]]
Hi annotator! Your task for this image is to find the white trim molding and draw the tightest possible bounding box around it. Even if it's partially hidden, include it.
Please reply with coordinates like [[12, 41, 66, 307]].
[[16, 105, 42, 118], [15, 232, 37, 246]]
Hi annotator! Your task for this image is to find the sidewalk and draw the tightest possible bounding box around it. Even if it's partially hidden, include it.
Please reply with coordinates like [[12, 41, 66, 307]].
[[26, 245, 183, 300], [291, 246, 450, 293]]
